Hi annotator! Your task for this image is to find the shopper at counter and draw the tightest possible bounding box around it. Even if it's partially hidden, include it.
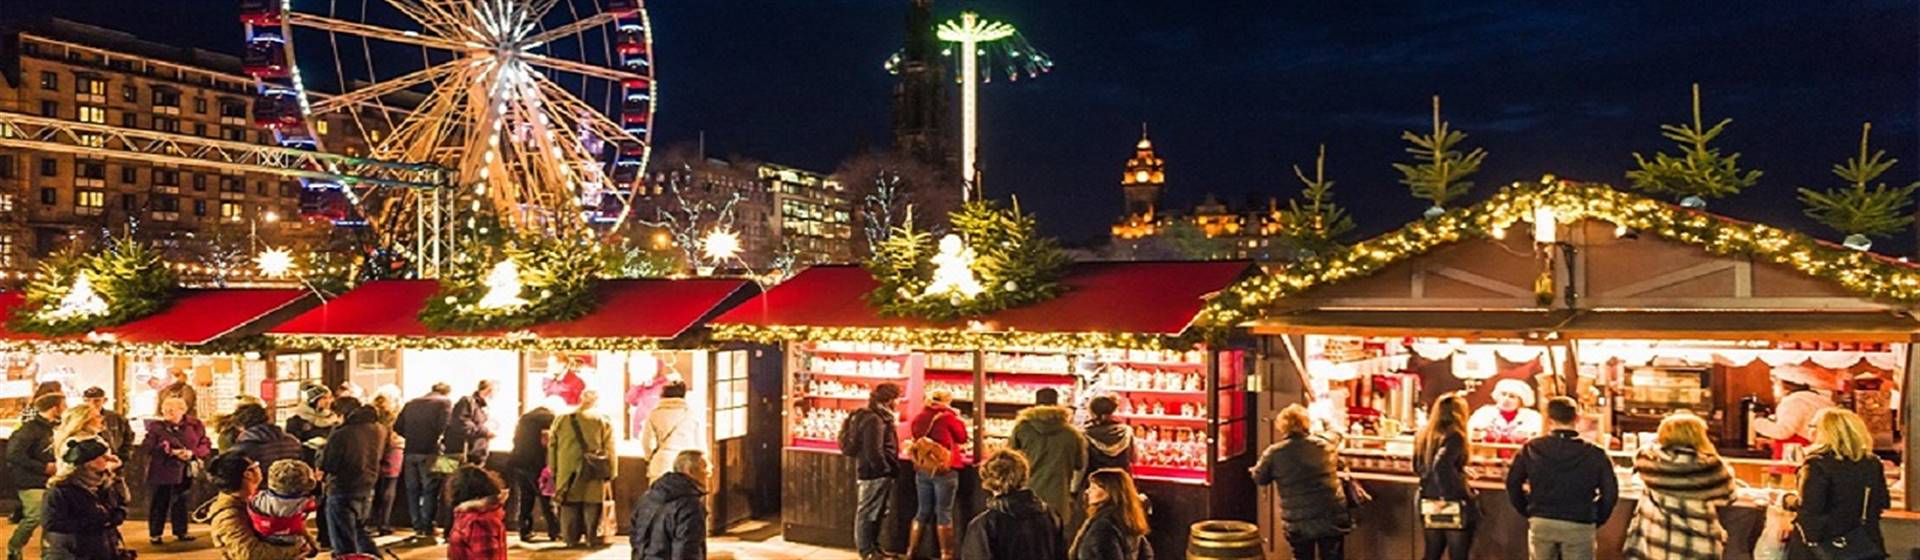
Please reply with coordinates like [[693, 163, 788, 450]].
[[1011, 387, 1088, 538], [552, 390, 618, 548], [143, 397, 211, 545], [510, 399, 560, 542], [1623, 413, 1734, 559], [1251, 404, 1351, 560], [1467, 379, 1542, 444], [962, 450, 1064, 560], [641, 382, 706, 483], [1414, 392, 1475, 560], [1069, 469, 1151, 560], [1753, 365, 1838, 465], [908, 389, 969, 560], [843, 382, 903, 560], [445, 381, 497, 465], [1786, 409, 1889, 560], [1506, 397, 1618, 560], [1082, 396, 1134, 478], [397, 383, 455, 544]]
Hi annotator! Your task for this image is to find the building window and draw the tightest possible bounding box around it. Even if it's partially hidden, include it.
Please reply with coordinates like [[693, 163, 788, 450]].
[[220, 202, 243, 221], [152, 196, 178, 212], [120, 113, 138, 128], [39, 101, 58, 118], [220, 102, 246, 118], [0, 155, 13, 179], [0, 194, 13, 212], [315, 120, 329, 135], [121, 167, 137, 183], [38, 159, 57, 177], [221, 177, 243, 193], [154, 169, 179, 187], [76, 161, 105, 180], [152, 89, 179, 107], [254, 182, 268, 196], [280, 183, 297, 197], [75, 190, 104, 210], [77, 105, 106, 124], [77, 77, 105, 98], [194, 98, 207, 113], [121, 85, 137, 102], [222, 127, 244, 141], [153, 116, 179, 133], [0, 235, 11, 268], [192, 174, 207, 191], [40, 188, 56, 205], [192, 200, 206, 216], [39, 71, 57, 91], [194, 123, 206, 137], [121, 194, 137, 211]]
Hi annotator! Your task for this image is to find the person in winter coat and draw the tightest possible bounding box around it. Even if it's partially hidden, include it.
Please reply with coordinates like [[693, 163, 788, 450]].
[[143, 396, 212, 544], [1081, 396, 1133, 483], [41, 438, 130, 560], [1414, 392, 1475, 560], [1506, 397, 1619, 560], [319, 397, 388, 554], [395, 383, 455, 543], [285, 382, 340, 451], [446, 465, 508, 560], [510, 400, 560, 542], [155, 368, 198, 417], [445, 381, 497, 465], [1251, 404, 1351, 560], [961, 449, 1064, 560], [846, 383, 904, 560], [629, 450, 710, 560], [1069, 469, 1152, 560], [228, 403, 304, 467], [550, 389, 618, 548], [6, 393, 64, 560], [369, 385, 405, 536], [1623, 413, 1735, 560], [80, 387, 133, 462], [197, 452, 311, 560], [909, 389, 971, 560], [641, 382, 706, 483], [1012, 388, 1088, 539], [1787, 409, 1890, 560]]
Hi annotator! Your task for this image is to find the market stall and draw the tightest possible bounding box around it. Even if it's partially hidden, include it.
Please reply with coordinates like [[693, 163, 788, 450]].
[[266, 277, 767, 530], [1205, 180, 1920, 559], [711, 261, 1257, 558]]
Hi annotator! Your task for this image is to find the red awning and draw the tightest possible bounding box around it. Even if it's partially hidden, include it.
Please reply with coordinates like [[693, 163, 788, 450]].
[[269, 278, 756, 340], [711, 261, 1255, 335], [0, 288, 311, 345]]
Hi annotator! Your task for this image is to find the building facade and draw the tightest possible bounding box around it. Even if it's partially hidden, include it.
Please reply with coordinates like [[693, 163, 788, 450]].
[[1107, 128, 1296, 262], [0, 19, 328, 282], [762, 163, 852, 266]]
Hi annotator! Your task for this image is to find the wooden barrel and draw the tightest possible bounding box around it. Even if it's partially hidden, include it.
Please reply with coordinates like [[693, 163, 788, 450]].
[[1187, 520, 1262, 559]]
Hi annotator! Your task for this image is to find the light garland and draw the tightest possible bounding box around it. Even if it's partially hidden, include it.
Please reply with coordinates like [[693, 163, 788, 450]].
[[1198, 179, 1920, 330], [709, 324, 1193, 352], [269, 333, 673, 352]]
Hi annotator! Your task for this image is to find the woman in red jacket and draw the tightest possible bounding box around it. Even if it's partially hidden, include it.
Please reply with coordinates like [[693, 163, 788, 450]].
[[445, 466, 507, 560], [910, 389, 971, 560]]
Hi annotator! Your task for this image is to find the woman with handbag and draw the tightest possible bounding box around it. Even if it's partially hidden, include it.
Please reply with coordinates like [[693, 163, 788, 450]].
[[909, 389, 970, 560], [1786, 409, 1889, 560], [549, 389, 618, 548], [143, 396, 211, 545], [1414, 392, 1475, 560], [1250, 404, 1351, 560], [1623, 412, 1735, 559]]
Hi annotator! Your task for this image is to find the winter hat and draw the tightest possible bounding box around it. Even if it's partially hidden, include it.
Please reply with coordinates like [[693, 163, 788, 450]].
[[1490, 378, 1536, 407], [81, 387, 106, 399], [63, 437, 109, 465], [299, 382, 332, 410], [267, 459, 316, 496]]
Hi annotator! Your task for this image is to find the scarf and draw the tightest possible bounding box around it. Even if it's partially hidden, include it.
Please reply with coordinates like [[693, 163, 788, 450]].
[[50, 465, 108, 491]]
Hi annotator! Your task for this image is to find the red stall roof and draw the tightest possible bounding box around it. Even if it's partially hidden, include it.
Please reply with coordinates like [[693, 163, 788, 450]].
[[269, 278, 756, 340], [712, 261, 1255, 335], [0, 288, 311, 345]]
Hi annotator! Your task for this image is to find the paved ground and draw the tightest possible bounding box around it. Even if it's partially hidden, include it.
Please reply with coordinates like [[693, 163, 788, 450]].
[[0, 518, 861, 559]]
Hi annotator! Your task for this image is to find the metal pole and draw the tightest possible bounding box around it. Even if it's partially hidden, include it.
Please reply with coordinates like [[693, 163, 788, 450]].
[[959, 13, 978, 202]]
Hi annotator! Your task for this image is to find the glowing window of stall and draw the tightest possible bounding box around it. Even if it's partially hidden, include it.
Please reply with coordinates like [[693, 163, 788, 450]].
[[713, 350, 748, 440], [397, 349, 521, 452], [0, 352, 114, 437], [530, 350, 711, 457]]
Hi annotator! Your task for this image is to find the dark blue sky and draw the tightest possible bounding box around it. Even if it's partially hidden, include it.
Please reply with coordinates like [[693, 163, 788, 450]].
[[15, 1, 1919, 245]]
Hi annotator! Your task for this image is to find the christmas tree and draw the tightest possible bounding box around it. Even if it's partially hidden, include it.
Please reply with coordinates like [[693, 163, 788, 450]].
[[1282, 144, 1356, 249], [1393, 96, 1486, 216], [1628, 84, 1761, 207], [1796, 122, 1919, 251]]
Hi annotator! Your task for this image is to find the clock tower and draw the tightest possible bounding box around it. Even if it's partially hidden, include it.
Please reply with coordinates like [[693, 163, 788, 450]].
[[1121, 124, 1165, 219]]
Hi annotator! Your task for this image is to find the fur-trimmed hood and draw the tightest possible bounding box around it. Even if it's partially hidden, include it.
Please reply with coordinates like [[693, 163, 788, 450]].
[[1014, 405, 1072, 434], [1633, 446, 1734, 502], [1084, 419, 1133, 458]]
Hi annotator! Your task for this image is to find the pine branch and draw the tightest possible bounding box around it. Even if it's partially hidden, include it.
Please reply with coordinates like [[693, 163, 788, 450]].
[[1628, 83, 1762, 201], [1395, 96, 1485, 209], [1798, 122, 1920, 239]]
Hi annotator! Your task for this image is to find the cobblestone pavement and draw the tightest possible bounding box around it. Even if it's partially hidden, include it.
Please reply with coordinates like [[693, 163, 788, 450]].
[[0, 519, 860, 559]]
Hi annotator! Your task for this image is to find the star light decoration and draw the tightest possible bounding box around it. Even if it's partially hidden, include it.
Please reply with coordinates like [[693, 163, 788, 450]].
[[1196, 178, 1920, 331], [701, 229, 742, 264], [922, 234, 985, 302], [474, 259, 529, 310], [255, 248, 296, 278]]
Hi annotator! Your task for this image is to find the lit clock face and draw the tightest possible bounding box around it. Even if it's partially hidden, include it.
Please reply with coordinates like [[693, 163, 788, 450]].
[[1135, 170, 1151, 183]]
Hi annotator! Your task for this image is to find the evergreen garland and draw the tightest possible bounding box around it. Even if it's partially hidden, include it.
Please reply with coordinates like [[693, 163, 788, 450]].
[[1628, 83, 1762, 205], [7, 238, 177, 336], [1797, 122, 1919, 248], [867, 200, 1070, 321], [417, 234, 606, 332]]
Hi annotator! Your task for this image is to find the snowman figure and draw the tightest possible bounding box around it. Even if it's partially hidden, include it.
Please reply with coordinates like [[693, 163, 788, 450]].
[[921, 234, 985, 301], [475, 259, 529, 309], [44, 274, 109, 321]]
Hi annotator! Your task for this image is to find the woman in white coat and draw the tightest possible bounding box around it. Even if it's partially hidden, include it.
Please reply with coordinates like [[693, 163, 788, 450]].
[[641, 381, 707, 483]]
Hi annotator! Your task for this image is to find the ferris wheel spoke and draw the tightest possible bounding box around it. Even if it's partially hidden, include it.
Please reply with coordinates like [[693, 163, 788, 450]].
[[529, 72, 639, 145], [308, 62, 460, 115], [521, 11, 620, 49], [380, 0, 469, 40], [288, 12, 477, 53], [517, 50, 645, 83]]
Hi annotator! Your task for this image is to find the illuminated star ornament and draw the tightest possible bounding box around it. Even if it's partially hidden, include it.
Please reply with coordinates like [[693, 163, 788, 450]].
[[41, 274, 110, 321], [475, 259, 529, 309], [256, 248, 296, 278], [702, 229, 742, 263]]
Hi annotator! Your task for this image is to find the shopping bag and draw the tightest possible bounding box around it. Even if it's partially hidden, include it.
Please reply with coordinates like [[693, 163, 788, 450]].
[[597, 498, 619, 539], [1753, 504, 1793, 560]]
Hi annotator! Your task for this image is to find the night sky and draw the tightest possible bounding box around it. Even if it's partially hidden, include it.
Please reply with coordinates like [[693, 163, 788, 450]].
[[13, 1, 1919, 246]]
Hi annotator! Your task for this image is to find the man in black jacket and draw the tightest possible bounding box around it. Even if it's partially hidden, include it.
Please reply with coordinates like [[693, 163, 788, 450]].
[[846, 382, 902, 560], [6, 393, 65, 560], [444, 380, 495, 465], [394, 383, 454, 543], [961, 448, 1064, 560], [1505, 397, 1619, 560], [320, 398, 388, 555], [510, 402, 559, 542], [628, 449, 710, 560]]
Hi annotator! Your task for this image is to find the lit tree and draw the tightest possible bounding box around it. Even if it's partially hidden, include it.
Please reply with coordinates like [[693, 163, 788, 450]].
[[1797, 122, 1920, 251], [836, 150, 957, 258], [1282, 144, 1356, 249], [1628, 83, 1761, 207], [636, 161, 742, 272], [1394, 96, 1486, 216]]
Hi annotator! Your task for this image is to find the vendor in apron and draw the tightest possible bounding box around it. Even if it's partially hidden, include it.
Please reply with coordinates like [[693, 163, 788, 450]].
[[1752, 364, 1837, 476], [1467, 378, 1543, 445]]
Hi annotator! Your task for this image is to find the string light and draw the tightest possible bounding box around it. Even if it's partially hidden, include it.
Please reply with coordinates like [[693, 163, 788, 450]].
[[710, 324, 1191, 352]]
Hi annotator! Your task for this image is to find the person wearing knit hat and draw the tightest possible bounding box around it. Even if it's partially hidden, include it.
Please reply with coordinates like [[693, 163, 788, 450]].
[[42, 437, 129, 559], [249, 459, 319, 550], [286, 382, 340, 450], [1467, 378, 1544, 444]]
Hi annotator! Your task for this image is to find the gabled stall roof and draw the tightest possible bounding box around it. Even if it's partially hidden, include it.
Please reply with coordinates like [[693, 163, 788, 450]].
[[711, 261, 1255, 349], [268, 279, 757, 350], [0, 288, 312, 351]]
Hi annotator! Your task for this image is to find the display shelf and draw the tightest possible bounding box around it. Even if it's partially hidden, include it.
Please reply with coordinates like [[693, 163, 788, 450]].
[[1105, 387, 1205, 397], [800, 393, 871, 401], [1115, 412, 1208, 424], [1133, 465, 1207, 484], [789, 438, 841, 453], [1099, 359, 1204, 370], [798, 370, 910, 381]]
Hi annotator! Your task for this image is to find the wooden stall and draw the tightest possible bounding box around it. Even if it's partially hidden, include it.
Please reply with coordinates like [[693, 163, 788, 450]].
[[711, 261, 1258, 559]]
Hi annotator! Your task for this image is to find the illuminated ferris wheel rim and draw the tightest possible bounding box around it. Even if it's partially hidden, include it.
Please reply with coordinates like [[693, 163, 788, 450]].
[[239, 0, 657, 232]]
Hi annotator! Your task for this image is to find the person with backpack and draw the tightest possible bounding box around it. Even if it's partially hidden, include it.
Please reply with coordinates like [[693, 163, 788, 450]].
[[841, 382, 904, 560], [908, 389, 970, 560]]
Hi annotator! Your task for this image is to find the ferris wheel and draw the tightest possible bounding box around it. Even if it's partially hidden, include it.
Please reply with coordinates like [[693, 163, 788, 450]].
[[237, 0, 655, 244]]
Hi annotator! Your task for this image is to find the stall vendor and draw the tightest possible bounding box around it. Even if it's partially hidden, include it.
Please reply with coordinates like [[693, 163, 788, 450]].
[[1467, 379, 1542, 443], [1752, 364, 1837, 465]]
